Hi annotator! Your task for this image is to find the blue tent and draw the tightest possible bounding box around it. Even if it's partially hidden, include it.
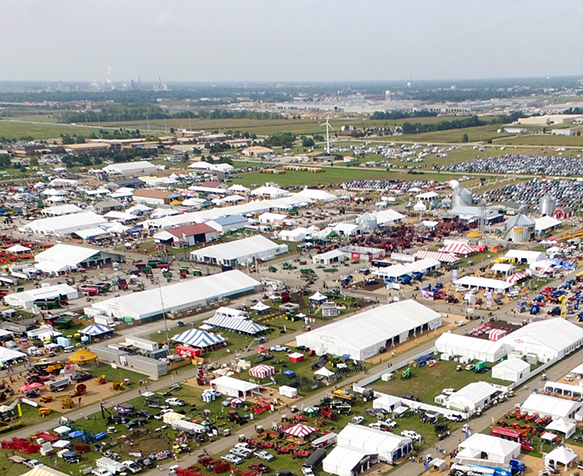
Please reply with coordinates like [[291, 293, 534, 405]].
[[283, 370, 295, 377]]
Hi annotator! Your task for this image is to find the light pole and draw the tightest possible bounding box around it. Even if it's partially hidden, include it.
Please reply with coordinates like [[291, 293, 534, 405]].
[[158, 280, 171, 355]]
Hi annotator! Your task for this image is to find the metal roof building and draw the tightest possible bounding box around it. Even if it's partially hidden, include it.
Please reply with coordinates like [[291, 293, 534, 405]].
[[190, 235, 288, 266]]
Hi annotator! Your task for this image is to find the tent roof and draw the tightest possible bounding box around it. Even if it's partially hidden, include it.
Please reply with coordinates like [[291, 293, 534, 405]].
[[69, 349, 98, 363], [546, 417, 577, 435], [22, 212, 107, 235], [251, 302, 270, 312], [449, 382, 498, 405], [545, 446, 578, 465], [493, 359, 530, 373], [535, 216, 562, 232], [454, 276, 512, 290], [309, 291, 328, 301], [499, 318, 583, 353], [6, 244, 31, 253], [522, 394, 581, 418], [172, 328, 225, 348], [204, 314, 268, 335], [191, 235, 282, 262], [436, 333, 509, 357], [297, 300, 441, 357], [459, 433, 520, 459], [21, 466, 73, 476], [413, 250, 459, 263], [35, 244, 100, 267], [79, 324, 113, 336], [324, 446, 375, 473], [314, 367, 335, 377], [0, 346, 27, 364], [285, 423, 317, 437], [211, 376, 258, 393]]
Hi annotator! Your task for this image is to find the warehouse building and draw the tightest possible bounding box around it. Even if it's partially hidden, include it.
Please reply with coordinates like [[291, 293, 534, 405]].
[[21, 212, 107, 236], [190, 235, 288, 266], [85, 270, 260, 321], [295, 300, 442, 360], [102, 161, 157, 175], [4, 284, 79, 310]]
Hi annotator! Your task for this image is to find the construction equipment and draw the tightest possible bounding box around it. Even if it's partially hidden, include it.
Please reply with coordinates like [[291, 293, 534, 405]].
[[96, 375, 106, 385], [111, 381, 123, 391], [327, 389, 356, 404], [74, 383, 87, 396], [61, 396, 73, 409], [39, 395, 53, 404], [400, 368, 412, 379], [38, 407, 51, 417]]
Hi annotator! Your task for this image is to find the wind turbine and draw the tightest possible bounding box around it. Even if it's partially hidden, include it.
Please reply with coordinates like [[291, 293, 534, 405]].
[[320, 116, 334, 154]]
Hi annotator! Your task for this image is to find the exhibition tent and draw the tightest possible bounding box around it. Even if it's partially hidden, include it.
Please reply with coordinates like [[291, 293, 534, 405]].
[[545, 446, 578, 471], [436, 333, 509, 362], [172, 329, 226, 349], [546, 418, 577, 439], [249, 364, 275, 379], [203, 314, 268, 335]]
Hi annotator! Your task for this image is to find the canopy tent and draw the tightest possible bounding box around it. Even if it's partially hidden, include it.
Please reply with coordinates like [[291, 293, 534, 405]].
[[203, 314, 269, 335], [491, 358, 530, 383], [0, 346, 27, 364], [314, 367, 335, 378], [458, 433, 521, 464], [230, 397, 245, 407], [285, 424, 317, 438], [79, 324, 113, 337], [507, 272, 529, 285], [6, 244, 31, 254], [21, 467, 73, 476], [488, 328, 507, 341], [309, 292, 328, 302], [545, 446, 578, 471], [251, 301, 271, 313], [249, 364, 275, 379], [453, 276, 513, 291], [69, 349, 98, 364], [436, 332, 509, 362], [413, 250, 459, 264], [211, 375, 258, 398], [20, 382, 43, 392], [440, 242, 475, 256], [546, 418, 577, 439], [172, 328, 226, 349]]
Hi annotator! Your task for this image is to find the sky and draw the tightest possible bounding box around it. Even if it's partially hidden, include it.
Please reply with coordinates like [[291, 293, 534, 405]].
[[2, 0, 583, 82]]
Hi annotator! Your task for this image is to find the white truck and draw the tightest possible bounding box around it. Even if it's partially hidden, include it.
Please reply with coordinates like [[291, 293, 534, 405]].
[[96, 457, 125, 474]]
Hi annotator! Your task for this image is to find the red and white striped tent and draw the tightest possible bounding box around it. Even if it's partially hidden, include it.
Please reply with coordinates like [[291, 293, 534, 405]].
[[285, 424, 317, 438], [249, 364, 276, 379], [488, 328, 507, 341], [413, 250, 459, 264], [230, 397, 245, 407], [506, 272, 528, 285], [440, 242, 475, 256]]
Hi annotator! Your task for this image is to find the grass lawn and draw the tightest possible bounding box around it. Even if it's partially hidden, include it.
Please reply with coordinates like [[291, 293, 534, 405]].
[[0, 118, 102, 140], [87, 363, 149, 382], [371, 360, 512, 404]]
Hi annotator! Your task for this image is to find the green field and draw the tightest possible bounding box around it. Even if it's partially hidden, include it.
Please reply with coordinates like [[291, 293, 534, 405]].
[[371, 359, 511, 404], [0, 118, 103, 140]]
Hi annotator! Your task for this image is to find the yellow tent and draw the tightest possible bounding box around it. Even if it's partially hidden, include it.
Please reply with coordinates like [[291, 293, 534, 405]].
[[69, 349, 98, 364], [467, 231, 482, 239], [171, 199, 182, 206]]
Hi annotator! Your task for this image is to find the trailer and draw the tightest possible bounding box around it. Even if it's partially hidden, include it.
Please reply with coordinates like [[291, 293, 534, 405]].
[[97, 457, 126, 474]]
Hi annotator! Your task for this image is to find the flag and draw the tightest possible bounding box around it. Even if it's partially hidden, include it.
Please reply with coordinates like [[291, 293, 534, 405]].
[[465, 427, 470, 439]]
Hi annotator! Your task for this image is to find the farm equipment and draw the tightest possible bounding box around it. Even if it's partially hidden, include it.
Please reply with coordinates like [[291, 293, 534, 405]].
[[96, 375, 106, 385], [61, 396, 73, 409], [400, 368, 412, 379], [327, 389, 356, 404], [39, 395, 53, 404], [111, 381, 123, 391], [38, 407, 51, 417]]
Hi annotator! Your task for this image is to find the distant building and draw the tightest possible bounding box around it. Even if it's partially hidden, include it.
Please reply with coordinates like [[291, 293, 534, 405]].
[[241, 146, 274, 158], [132, 189, 180, 205], [551, 129, 573, 136]]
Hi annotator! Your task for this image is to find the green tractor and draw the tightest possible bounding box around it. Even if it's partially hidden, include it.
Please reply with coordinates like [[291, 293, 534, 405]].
[[400, 367, 412, 379]]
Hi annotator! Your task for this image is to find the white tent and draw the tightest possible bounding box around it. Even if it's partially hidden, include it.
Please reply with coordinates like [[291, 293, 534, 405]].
[[491, 359, 530, 383], [314, 367, 335, 378], [447, 382, 499, 416], [296, 300, 442, 361], [458, 434, 520, 464], [210, 376, 258, 398], [6, 244, 31, 254], [521, 394, 582, 422], [21, 212, 107, 236], [453, 276, 512, 291], [0, 346, 27, 364], [436, 333, 509, 363], [545, 446, 578, 471], [309, 292, 328, 303], [191, 235, 288, 266], [323, 446, 378, 476], [546, 418, 577, 439]]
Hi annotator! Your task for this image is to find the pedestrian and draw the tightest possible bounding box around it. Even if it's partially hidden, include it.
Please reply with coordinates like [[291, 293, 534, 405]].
[[78, 396, 82, 406]]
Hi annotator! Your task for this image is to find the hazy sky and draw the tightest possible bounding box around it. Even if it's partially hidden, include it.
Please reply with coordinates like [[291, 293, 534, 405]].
[[3, 0, 583, 82]]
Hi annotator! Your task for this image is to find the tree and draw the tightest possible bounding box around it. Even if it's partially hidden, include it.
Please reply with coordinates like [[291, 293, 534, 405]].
[[462, 133, 469, 143], [302, 137, 315, 147], [29, 157, 39, 167]]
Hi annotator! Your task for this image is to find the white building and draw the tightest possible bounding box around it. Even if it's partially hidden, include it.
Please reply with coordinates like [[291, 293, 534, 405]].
[[210, 375, 258, 398], [21, 212, 107, 236], [102, 161, 157, 175], [41, 204, 83, 216], [372, 209, 405, 227], [279, 227, 309, 242], [190, 235, 288, 266], [491, 359, 530, 383], [312, 249, 347, 266], [296, 300, 442, 360], [34, 244, 123, 275], [86, 270, 260, 321], [498, 318, 583, 363], [436, 333, 509, 363], [4, 284, 79, 310], [457, 434, 520, 464], [446, 382, 500, 416], [205, 215, 249, 234]]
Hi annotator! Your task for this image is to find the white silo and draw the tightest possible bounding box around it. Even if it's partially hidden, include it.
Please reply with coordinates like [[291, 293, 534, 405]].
[[539, 194, 556, 217]]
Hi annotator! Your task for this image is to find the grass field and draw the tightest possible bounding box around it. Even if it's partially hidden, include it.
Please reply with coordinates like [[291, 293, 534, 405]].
[[371, 359, 511, 404], [0, 118, 102, 140]]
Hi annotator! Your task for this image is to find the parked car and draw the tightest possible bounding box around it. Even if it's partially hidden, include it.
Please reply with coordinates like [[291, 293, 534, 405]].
[[249, 463, 270, 472], [442, 388, 456, 396], [465, 364, 475, 371], [126, 418, 147, 430], [400, 430, 422, 441], [382, 418, 397, 428], [444, 412, 464, 422], [573, 435, 583, 443], [235, 442, 257, 452], [351, 416, 364, 425], [230, 448, 253, 459], [165, 398, 186, 407], [254, 450, 275, 462], [136, 410, 154, 420], [122, 460, 143, 474], [222, 454, 243, 465], [222, 397, 234, 407], [24, 460, 44, 469], [368, 422, 391, 432], [401, 394, 420, 402], [270, 345, 288, 352], [72, 373, 93, 383], [92, 470, 113, 476]]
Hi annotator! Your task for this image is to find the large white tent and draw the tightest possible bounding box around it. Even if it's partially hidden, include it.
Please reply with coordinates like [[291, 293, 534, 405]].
[[436, 333, 509, 363], [453, 276, 512, 291], [498, 318, 583, 363], [521, 394, 583, 422], [4, 284, 79, 310], [0, 346, 27, 364], [491, 359, 530, 383], [323, 447, 378, 476], [447, 382, 500, 416], [458, 434, 520, 464], [296, 300, 442, 361], [329, 424, 412, 465], [545, 446, 578, 471], [34, 244, 107, 274], [86, 270, 260, 320], [21, 212, 107, 236], [210, 376, 258, 398], [546, 418, 577, 439], [191, 235, 288, 266]]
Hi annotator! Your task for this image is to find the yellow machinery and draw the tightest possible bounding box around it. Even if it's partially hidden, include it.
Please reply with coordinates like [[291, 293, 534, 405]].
[[39, 395, 53, 404], [38, 407, 51, 417], [96, 375, 106, 385], [61, 395, 73, 409], [111, 381, 123, 391]]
